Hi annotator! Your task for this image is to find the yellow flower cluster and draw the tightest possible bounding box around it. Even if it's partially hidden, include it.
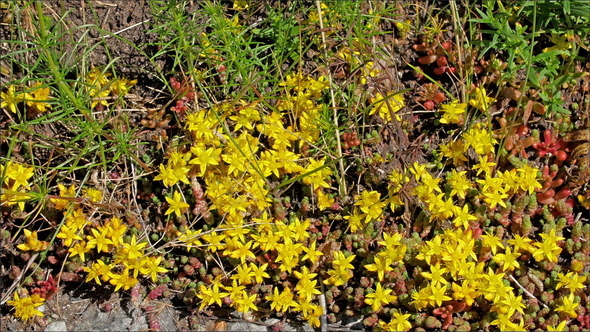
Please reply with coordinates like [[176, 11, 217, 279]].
[[0, 82, 52, 114], [369, 91, 405, 123], [335, 38, 381, 84], [437, 124, 542, 211], [439, 100, 467, 125], [344, 171, 409, 234], [410, 225, 578, 330], [154, 73, 332, 222], [192, 214, 324, 327], [6, 292, 45, 321], [38, 185, 169, 291], [324, 251, 356, 286], [364, 232, 406, 281], [150, 73, 338, 327], [468, 86, 496, 112], [345, 190, 387, 232], [277, 73, 329, 143], [0, 161, 34, 210], [17, 229, 49, 252], [85, 67, 137, 108]]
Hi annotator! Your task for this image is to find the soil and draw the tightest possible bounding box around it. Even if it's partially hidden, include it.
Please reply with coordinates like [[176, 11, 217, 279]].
[[49, 1, 167, 99]]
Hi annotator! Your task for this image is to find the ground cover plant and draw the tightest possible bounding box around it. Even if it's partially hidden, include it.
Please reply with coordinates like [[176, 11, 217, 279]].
[[1, 0, 589, 331]]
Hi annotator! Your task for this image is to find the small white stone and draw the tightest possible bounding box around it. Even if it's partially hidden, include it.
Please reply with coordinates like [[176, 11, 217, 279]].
[[45, 320, 67, 332]]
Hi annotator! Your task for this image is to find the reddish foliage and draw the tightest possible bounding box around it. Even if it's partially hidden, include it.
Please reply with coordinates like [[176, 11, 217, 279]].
[[31, 275, 58, 300], [432, 300, 471, 329], [536, 165, 571, 205], [342, 131, 361, 150], [148, 285, 167, 300], [577, 314, 590, 330], [532, 129, 569, 161]]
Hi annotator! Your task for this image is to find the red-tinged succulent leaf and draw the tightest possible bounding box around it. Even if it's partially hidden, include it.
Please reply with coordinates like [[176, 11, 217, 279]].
[[418, 55, 438, 65], [555, 188, 572, 200], [537, 192, 556, 205], [433, 92, 446, 104], [441, 41, 453, 50], [433, 66, 446, 76]]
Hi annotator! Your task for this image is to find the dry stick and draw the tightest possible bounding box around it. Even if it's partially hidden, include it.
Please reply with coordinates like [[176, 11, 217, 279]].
[[0, 253, 39, 305], [95, 19, 151, 41], [507, 273, 549, 309], [315, 4, 335, 327], [315, 0, 347, 198], [319, 289, 329, 332]]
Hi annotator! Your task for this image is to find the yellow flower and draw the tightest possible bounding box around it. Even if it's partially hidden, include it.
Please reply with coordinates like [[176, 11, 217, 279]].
[[380, 310, 412, 331], [7, 292, 45, 321], [451, 280, 479, 306], [492, 247, 521, 272], [369, 91, 405, 123], [301, 240, 323, 264], [365, 282, 397, 312], [265, 286, 296, 313], [428, 283, 452, 307], [555, 293, 578, 318], [50, 184, 77, 210], [302, 158, 332, 190], [189, 146, 222, 176], [68, 241, 90, 262], [355, 190, 387, 221], [17, 229, 49, 252], [468, 86, 495, 111], [4, 161, 34, 189], [507, 234, 535, 253], [26, 82, 52, 112], [1, 85, 26, 113], [109, 269, 138, 292], [165, 191, 190, 217], [500, 291, 526, 317], [421, 262, 449, 286], [229, 240, 256, 263], [250, 262, 270, 284], [532, 229, 564, 263], [365, 255, 393, 281], [153, 163, 178, 187], [547, 320, 569, 331], [84, 260, 114, 285], [121, 235, 147, 260], [481, 232, 505, 255], [343, 209, 366, 232], [140, 256, 169, 282], [86, 226, 114, 253], [232, 0, 249, 10], [83, 188, 103, 203], [316, 189, 334, 211], [452, 204, 478, 229], [109, 78, 137, 96], [555, 272, 587, 292], [439, 100, 466, 125], [235, 291, 257, 313], [463, 124, 497, 156], [56, 224, 83, 247], [230, 263, 255, 285]]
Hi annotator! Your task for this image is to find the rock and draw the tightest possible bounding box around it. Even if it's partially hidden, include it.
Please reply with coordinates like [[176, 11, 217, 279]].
[[72, 299, 148, 331], [44, 321, 67, 332], [226, 321, 269, 332]]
